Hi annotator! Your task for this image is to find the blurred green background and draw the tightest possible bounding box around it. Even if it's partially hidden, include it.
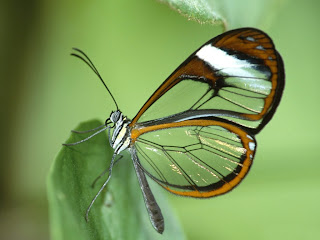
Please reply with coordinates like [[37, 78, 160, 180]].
[[1, 0, 320, 239]]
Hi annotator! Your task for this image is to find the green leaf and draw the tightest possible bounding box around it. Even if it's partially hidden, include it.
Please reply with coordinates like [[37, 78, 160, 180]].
[[159, 0, 285, 29], [159, 0, 225, 27], [47, 120, 186, 240]]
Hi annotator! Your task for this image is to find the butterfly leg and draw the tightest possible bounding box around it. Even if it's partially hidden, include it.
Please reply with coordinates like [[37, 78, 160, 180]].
[[63, 126, 108, 146], [85, 152, 117, 222], [91, 154, 124, 188], [71, 124, 106, 134]]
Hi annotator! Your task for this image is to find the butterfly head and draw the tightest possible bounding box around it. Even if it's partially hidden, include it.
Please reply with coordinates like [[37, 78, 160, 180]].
[[106, 110, 128, 128]]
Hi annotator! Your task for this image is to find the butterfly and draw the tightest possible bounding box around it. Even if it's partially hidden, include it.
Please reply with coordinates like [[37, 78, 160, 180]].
[[64, 28, 285, 234]]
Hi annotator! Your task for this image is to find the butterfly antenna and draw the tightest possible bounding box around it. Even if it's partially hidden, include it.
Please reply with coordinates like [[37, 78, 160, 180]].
[[71, 48, 119, 110]]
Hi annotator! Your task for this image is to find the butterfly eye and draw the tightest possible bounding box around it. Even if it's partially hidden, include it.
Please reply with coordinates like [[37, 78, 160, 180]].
[[105, 118, 111, 126]]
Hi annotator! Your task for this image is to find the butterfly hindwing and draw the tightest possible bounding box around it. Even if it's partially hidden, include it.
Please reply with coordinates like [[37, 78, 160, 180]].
[[130, 118, 256, 197]]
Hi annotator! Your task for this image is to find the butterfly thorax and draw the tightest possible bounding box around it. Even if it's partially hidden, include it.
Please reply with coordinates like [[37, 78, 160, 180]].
[[109, 110, 131, 154]]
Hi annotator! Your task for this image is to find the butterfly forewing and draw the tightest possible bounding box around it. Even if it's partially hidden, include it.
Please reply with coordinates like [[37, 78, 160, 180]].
[[131, 119, 256, 197], [129, 28, 284, 134]]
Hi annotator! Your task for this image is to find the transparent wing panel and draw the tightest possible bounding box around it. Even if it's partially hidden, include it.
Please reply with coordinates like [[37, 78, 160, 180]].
[[139, 80, 210, 123], [134, 124, 256, 197]]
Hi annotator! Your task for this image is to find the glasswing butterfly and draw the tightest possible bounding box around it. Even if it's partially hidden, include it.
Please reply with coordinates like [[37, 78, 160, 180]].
[[64, 28, 285, 234]]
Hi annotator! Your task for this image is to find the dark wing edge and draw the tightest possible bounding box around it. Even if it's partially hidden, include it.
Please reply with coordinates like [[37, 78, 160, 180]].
[[253, 51, 284, 134]]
